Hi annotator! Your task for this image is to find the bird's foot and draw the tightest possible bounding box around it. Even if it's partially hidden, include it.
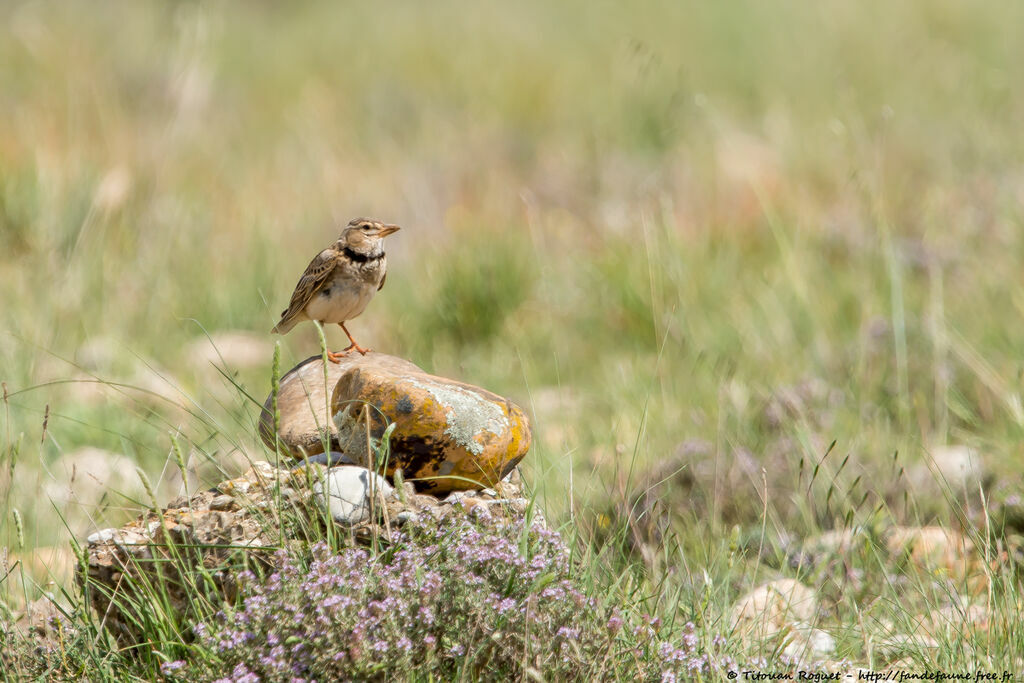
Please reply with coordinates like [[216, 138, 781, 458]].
[[338, 323, 370, 356], [342, 341, 371, 356], [326, 349, 351, 363]]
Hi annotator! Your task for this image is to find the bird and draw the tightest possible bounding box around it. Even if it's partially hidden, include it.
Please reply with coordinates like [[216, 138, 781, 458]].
[[271, 217, 400, 362]]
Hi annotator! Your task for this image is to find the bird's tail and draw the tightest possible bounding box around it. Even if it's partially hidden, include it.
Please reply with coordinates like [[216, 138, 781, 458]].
[[271, 317, 296, 335]]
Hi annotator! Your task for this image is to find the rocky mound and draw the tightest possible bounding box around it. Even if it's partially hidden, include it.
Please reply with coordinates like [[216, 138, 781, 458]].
[[80, 354, 535, 643], [83, 460, 534, 645]]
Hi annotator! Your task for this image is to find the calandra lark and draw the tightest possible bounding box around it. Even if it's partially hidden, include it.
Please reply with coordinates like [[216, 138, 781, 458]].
[[272, 218, 400, 362]]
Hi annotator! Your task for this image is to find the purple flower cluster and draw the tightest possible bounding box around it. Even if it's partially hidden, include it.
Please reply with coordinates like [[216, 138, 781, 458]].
[[164, 513, 727, 681]]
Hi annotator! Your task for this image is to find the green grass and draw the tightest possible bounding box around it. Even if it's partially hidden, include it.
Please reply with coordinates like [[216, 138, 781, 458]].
[[3, 0, 1024, 677]]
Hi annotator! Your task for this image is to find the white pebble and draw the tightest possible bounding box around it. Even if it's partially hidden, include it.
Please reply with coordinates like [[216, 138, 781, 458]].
[[313, 466, 393, 526], [87, 528, 119, 545]]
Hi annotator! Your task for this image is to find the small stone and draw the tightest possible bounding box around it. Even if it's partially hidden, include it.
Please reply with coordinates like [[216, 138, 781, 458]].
[[921, 603, 989, 638], [410, 494, 441, 510], [443, 491, 470, 505], [112, 530, 149, 548], [313, 466, 394, 526], [507, 498, 530, 512], [781, 623, 836, 661], [907, 444, 985, 495], [87, 529, 119, 545], [396, 511, 419, 525], [886, 525, 988, 596], [730, 579, 830, 664], [886, 525, 972, 571], [731, 579, 818, 638], [210, 494, 235, 511]]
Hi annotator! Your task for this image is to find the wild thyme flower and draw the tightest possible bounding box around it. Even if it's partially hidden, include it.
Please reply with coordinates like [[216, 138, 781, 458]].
[[166, 512, 727, 682]]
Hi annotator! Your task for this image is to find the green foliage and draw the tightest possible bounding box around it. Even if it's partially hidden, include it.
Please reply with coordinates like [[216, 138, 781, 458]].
[[421, 227, 535, 348]]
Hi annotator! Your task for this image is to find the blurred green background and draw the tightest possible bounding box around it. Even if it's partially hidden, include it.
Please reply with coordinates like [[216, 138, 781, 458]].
[[2, 0, 1024, 558]]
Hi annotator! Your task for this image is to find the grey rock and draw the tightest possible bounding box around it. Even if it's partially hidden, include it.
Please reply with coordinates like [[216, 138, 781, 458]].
[[313, 465, 394, 526], [442, 491, 471, 505], [87, 529, 119, 545], [395, 511, 420, 525], [210, 494, 235, 511]]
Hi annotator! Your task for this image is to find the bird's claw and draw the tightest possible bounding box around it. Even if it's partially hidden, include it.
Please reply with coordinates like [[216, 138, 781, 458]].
[[344, 342, 371, 356], [326, 344, 370, 363], [326, 350, 350, 363]]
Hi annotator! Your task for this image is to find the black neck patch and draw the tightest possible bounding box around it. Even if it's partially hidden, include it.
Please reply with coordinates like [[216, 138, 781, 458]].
[[343, 247, 384, 263]]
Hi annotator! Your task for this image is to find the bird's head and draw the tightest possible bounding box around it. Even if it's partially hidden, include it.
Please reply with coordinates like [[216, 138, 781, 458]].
[[340, 218, 401, 255]]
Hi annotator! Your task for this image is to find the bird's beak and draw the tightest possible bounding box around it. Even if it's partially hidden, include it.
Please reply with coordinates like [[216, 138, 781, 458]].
[[378, 224, 401, 237]]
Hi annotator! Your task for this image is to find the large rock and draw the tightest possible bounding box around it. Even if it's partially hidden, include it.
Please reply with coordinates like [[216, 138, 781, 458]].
[[260, 354, 532, 494], [258, 354, 420, 458], [330, 360, 531, 493]]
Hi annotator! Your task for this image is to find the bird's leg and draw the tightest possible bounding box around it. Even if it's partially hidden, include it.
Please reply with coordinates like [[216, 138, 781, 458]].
[[325, 321, 362, 362], [339, 322, 371, 356]]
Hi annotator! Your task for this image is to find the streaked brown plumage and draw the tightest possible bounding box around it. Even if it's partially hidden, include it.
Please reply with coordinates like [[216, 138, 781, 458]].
[[272, 217, 400, 362]]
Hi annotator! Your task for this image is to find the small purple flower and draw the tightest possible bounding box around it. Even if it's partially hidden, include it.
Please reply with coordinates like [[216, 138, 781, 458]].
[[556, 626, 579, 640], [231, 662, 259, 683], [184, 513, 726, 680]]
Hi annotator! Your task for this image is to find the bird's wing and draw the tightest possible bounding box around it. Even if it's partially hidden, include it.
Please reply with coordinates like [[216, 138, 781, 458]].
[[377, 270, 387, 291], [274, 247, 339, 328]]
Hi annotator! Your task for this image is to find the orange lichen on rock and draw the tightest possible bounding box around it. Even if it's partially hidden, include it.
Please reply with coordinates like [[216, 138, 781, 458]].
[[331, 362, 531, 493], [260, 354, 531, 493]]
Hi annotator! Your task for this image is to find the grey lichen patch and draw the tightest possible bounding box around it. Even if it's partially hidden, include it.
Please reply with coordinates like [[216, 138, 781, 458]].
[[405, 377, 509, 455]]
